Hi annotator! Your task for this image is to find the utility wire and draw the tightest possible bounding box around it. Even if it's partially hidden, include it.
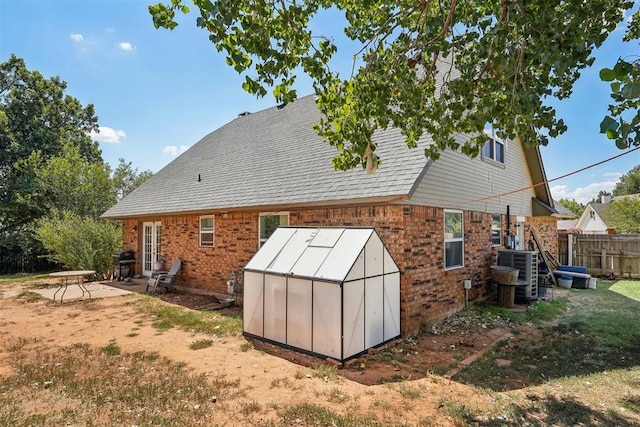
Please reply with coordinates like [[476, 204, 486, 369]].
[[442, 145, 640, 207]]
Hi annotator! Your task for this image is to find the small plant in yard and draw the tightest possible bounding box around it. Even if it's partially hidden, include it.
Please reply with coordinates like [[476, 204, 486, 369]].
[[239, 400, 261, 416], [396, 383, 422, 399], [101, 340, 121, 356], [309, 363, 339, 381], [240, 341, 254, 352], [270, 377, 292, 388], [189, 339, 214, 350], [125, 332, 139, 338], [326, 387, 349, 403], [16, 290, 43, 303], [371, 399, 391, 410]]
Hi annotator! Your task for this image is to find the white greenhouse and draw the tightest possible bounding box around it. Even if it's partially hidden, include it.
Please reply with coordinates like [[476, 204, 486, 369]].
[[243, 227, 400, 361]]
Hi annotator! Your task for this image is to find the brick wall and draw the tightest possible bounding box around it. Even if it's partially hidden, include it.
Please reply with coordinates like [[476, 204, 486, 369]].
[[121, 205, 558, 336]]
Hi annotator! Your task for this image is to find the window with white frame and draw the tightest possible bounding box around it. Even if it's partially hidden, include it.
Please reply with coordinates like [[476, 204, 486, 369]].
[[444, 210, 463, 269], [199, 216, 215, 247], [482, 128, 505, 165], [491, 214, 502, 246], [482, 137, 505, 164], [259, 212, 289, 247]]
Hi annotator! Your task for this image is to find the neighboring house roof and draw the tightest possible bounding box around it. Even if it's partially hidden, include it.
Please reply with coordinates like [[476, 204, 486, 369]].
[[103, 94, 553, 219], [574, 203, 611, 233], [557, 219, 579, 231], [552, 200, 577, 219], [589, 203, 610, 219]]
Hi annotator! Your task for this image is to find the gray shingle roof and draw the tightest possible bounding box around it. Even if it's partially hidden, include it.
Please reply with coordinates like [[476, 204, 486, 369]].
[[102, 94, 430, 219], [588, 203, 610, 221]]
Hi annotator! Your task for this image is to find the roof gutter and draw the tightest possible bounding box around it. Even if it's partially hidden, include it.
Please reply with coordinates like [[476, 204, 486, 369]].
[[100, 194, 410, 220]]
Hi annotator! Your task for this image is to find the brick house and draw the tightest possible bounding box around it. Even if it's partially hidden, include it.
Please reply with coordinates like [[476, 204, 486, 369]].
[[102, 94, 559, 335]]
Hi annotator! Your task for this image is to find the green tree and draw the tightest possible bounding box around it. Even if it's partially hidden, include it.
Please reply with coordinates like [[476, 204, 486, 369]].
[[29, 149, 154, 274], [111, 158, 154, 200], [149, 0, 633, 170], [605, 197, 640, 233], [0, 55, 153, 273], [0, 55, 100, 244], [35, 210, 122, 278], [599, 7, 640, 150], [35, 144, 115, 218], [557, 198, 585, 217], [612, 164, 640, 196]]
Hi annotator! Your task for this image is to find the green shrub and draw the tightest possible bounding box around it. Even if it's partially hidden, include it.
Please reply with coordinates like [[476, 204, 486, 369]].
[[35, 210, 121, 278]]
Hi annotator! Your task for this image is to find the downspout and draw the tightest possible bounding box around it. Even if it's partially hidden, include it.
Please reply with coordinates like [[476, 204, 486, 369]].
[[506, 205, 511, 248]]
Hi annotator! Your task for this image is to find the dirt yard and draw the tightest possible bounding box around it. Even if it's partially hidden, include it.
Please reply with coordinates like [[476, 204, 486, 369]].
[[0, 279, 569, 425]]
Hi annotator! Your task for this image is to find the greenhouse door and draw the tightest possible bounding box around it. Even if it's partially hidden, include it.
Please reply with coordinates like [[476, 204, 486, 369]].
[[142, 221, 162, 276]]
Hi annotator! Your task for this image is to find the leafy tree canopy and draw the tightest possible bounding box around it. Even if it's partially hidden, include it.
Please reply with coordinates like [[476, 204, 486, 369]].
[[612, 164, 640, 196], [605, 197, 640, 233], [557, 198, 585, 217], [599, 8, 640, 150], [29, 144, 114, 218], [112, 159, 154, 201], [0, 55, 153, 266], [0, 54, 101, 235], [149, 0, 636, 170]]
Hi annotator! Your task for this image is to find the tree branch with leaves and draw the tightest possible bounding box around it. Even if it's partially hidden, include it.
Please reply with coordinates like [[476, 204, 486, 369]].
[[150, 0, 634, 170]]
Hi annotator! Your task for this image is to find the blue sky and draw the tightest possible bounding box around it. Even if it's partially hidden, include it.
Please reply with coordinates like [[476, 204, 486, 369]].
[[1, 0, 638, 204]]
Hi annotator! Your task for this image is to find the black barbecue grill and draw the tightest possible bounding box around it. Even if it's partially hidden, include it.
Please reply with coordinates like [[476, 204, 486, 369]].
[[112, 250, 135, 280]]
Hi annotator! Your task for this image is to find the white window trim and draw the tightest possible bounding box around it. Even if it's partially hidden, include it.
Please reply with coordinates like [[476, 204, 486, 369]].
[[491, 214, 502, 247], [199, 215, 215, 247], [444, 209, 464, 270], [481, 128, 506, 166], [258, 211, 289, 248]]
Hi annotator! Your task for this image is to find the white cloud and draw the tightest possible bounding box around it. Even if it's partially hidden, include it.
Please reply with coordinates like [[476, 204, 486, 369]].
[[603, 172, 623, 179], [551, 179, 619, 204], [162, 145, 190, 156], [70, 33, 84, 42], [118, 42, 134, 51], [90, 126, 126, 144]]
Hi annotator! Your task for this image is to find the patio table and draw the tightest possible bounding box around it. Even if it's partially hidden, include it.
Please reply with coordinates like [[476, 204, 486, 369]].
[[49, 270, 96, 302]]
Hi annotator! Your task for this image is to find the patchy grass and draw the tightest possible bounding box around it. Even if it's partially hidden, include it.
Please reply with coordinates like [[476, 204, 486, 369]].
[[456, 281, 640, 391], [471, 296, 568, 325], [0, 342, 244, 426], [101, 340, 121, 356], [16, 290, 43, 303], [189, 339, 214, 350], [609, 280, 640, 302], [0, 273, 50, 284], [240, 341, 254, 352], [256, 403, 408, 427], [137, 297, 242, 337], [309, 364, 340, 381], [450, 280, 640, 425]]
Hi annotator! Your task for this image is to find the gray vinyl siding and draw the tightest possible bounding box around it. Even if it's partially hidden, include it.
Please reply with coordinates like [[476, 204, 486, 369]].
[[409, 134, 535, 216]]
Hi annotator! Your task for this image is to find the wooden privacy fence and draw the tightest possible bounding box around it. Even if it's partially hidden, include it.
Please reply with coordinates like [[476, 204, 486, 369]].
[[558, 233, 640, 278]]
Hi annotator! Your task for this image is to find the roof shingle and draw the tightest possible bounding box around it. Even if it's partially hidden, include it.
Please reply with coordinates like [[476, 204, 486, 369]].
[[103, 95, 430, 218]]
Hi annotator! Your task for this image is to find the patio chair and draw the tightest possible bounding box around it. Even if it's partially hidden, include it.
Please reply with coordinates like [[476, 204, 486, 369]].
[[145, 259, 181, 294]]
